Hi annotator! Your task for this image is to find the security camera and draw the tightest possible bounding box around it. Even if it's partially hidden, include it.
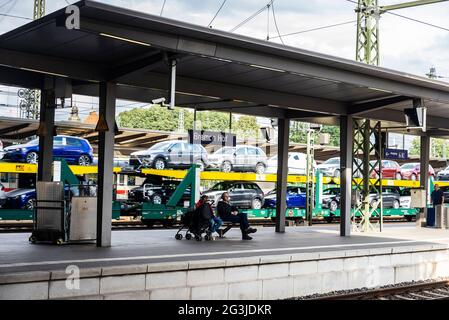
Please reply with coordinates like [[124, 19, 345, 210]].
[[152, 97, 166, 105]]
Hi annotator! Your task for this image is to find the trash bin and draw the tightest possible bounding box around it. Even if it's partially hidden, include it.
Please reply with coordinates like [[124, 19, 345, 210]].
[[427, 207, 435, 227]]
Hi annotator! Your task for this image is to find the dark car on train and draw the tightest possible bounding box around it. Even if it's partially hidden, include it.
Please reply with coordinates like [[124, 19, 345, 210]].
[[129, 140, 210, 171], [321, 186, 402, 212], [127, 178, 191, 205], [202, 181, 265, 209]]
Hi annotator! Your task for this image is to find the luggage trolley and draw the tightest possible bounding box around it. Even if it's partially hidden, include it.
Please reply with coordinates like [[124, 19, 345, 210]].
[[29, 181, 68, 245]]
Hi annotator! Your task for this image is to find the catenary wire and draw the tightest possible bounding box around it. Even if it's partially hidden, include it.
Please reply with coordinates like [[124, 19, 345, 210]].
[[230, 1, 275, 33], [271, 0, 285, 45], [271, 20, 357, 39], [160, 0, 166, 16], [208, 0, 227, 28]]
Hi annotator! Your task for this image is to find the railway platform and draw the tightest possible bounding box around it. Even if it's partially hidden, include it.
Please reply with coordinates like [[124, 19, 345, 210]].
[[1, 224, 449, 300]]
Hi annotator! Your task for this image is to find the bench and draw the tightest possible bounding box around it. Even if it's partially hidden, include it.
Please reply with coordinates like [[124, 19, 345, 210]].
[[218, 222, 240, 238]]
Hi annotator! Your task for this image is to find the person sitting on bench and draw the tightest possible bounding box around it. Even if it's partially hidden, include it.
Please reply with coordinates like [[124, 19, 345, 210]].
[[217, 192, 257, 240]]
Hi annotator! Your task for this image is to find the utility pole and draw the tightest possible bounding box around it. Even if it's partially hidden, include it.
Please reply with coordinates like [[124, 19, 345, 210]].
[[33, 0, 45, 20], [356, 0, 448, 66], [426, 66, 448, 79], [18, 1, 45, 119]]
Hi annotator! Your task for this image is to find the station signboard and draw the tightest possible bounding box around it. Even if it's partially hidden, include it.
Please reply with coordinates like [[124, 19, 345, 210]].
[[188, 130, 236, 147], [384, 148, 408, 160]]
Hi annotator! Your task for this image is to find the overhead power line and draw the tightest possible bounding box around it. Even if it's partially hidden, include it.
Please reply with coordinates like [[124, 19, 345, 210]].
[[230, 1, 275, 33], [270, 0, 285, 45], [271, 20, 357, 39], [160, 0, 166, 16], [386, 11, 449, 32], [0, 13, 32, 20], [0, 0, 19, 23], [208, 0, 227, 28]]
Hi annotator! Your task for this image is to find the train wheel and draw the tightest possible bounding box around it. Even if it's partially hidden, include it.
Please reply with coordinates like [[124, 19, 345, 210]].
[[175, 234, 183, 240]]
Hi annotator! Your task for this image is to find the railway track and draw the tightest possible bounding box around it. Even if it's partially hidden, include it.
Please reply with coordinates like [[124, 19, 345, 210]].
[[309, 281, 449, 300], [0, 217, 414, 233]]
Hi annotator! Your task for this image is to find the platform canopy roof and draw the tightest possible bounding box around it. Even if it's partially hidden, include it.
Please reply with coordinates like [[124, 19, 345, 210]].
[[1, 0, 449, 134]]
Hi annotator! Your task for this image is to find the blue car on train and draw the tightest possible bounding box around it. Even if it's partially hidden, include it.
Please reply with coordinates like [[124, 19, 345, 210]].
[[263, 186, 307, 209], [0, 186, 80, 210], [3, 135, 93, 166]]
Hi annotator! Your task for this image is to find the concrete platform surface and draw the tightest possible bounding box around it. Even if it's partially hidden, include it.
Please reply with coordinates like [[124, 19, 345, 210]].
[[1, 223, 449, 275]]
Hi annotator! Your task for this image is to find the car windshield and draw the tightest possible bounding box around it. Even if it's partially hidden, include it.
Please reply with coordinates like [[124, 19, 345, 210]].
[[148, 141, 173, 151], [27, 138, 39, 145], [324, 158, 339, 165], [401, 163, 418, 170], [214, 147, 236, 155], [210, 182, 234, 191], [323, 188, 339, 195]]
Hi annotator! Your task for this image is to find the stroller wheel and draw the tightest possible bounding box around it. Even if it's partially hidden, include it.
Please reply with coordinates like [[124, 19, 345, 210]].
[[186, 234, 192, 240], [204, 234, 211, 241], [175, 234, 183, 240], [195, 235, 202, 242]]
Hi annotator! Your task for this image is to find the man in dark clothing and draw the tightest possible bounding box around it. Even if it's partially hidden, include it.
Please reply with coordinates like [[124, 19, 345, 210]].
[[217, 192, 257, 240], [431, 184, 445, 207]]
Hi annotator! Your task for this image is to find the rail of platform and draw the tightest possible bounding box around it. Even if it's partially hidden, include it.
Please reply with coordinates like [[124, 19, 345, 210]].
[[0, 162, 442, 187]]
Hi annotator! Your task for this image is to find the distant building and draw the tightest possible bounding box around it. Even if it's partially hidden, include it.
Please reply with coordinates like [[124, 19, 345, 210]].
[[84, 110, 99, 125]]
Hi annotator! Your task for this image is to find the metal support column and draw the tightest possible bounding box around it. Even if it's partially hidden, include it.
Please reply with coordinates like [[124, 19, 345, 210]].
[[96, 82, 116, 247], [37, 77, 55, 182], [420, 135, 430, 224], [275, 118, 290, 233], [340, 116, 353, 237]]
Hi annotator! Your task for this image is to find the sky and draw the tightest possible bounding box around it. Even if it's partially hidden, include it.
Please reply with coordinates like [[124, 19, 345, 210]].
[[0, 0, 449, 124]]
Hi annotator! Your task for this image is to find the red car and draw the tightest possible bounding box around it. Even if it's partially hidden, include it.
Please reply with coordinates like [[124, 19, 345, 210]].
[[400, 163, 435, 181], [369, 160, 402, 180]]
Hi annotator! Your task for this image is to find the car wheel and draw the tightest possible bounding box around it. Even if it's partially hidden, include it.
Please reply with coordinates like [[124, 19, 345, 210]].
[[154, 158, 166, 170], [370, 199, 378, 208], [25, 198, 35, 210], [221, 161, 232, 173], [251, 198, 263, 210], [393, 200, 400, 209], [255, 163, 266, 175], [26, 152, 38, 164], [411, 174, 417, 181], [330, 200, 338, 212], [152, 194, 163, 205], [78, 155, 91, 166], [395, 173, 402, 180]]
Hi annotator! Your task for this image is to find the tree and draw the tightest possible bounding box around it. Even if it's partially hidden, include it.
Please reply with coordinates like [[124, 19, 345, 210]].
[[409, 137, 449, 158], [290, 121, 340, 147], [118, 106, 183, 131], [188, 111, 231, 132], [234, 115, 260, 139]]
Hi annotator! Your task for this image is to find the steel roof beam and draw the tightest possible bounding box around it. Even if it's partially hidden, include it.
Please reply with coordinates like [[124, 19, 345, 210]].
[[0, 123, 30, 136], [348, 96, 412, 115], [0, 48, 106, 83]]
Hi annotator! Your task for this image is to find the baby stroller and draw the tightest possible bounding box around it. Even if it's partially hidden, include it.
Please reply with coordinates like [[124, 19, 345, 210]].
[[175, 205, 213, 241]]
